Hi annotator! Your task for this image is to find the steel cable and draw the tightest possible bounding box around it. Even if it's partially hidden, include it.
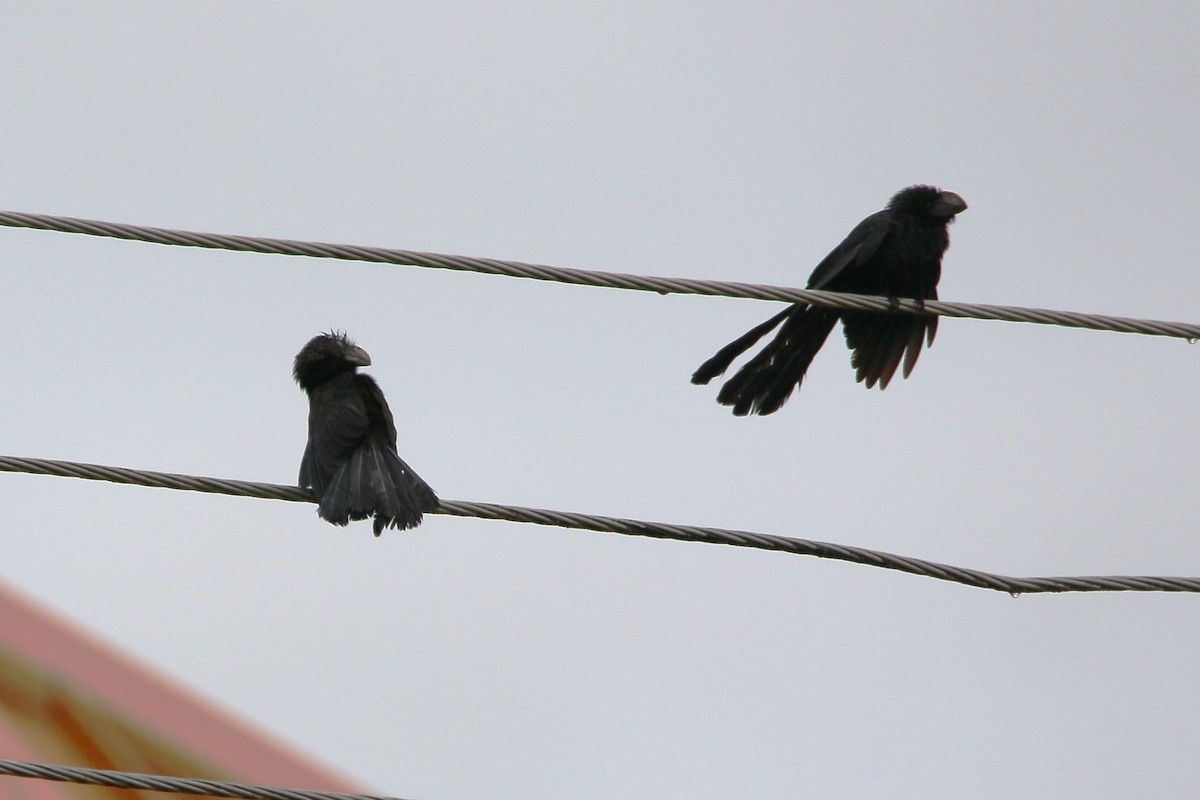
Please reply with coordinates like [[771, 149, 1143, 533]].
[[1, 455, 1195, 595], [0, 757, 404, 800], [2, 210, 1199, 340]]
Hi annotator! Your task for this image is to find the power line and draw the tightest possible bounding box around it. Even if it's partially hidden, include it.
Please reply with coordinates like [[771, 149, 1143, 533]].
[[3, 210, 1199, 340], [2, 454, 1195, 595], [0, 756, 405, 800]]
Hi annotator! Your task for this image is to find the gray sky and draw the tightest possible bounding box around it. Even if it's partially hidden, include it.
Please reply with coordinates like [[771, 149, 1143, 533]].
[[4, 3, 1200, 798]]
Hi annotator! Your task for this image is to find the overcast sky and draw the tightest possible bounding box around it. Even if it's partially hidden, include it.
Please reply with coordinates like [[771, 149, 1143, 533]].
[[4, 3, 1200, 798]]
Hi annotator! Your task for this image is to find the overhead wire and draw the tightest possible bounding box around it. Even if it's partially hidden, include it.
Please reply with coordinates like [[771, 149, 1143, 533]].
[[1, 211, 1197, 595], [2, 454, 1196, 595], [2, 210, 1199, 340], [0, 756, 405, 800]]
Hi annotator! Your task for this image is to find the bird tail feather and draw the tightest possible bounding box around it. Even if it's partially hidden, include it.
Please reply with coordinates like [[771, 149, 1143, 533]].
[[716, 306, 839, 415], [691, 306, 793, 385], [318, 443, 439, 535]]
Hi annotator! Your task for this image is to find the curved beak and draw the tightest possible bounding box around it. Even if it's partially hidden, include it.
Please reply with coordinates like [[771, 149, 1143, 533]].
[[347, 345, 372, 367], [933, 191, 967, 218]]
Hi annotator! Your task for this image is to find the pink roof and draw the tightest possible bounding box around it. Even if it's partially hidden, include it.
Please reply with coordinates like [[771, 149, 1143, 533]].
[[0, 581, 361, 795]]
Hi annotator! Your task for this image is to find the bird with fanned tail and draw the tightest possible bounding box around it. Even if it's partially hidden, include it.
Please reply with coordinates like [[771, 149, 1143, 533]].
[[294, 331, 438, 535]]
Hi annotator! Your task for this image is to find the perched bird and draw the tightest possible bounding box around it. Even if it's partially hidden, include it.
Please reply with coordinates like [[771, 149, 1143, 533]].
[[692, 184, 967, 415], [293, 331, 438, 535]]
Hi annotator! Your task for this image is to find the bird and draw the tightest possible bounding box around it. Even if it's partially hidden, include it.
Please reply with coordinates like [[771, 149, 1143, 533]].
[[293, 331, 438, 535], [691, 184, 967, 415]]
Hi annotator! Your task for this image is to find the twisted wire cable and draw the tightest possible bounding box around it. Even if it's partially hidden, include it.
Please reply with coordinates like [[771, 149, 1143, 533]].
[[2, 210, 1199, 340], [2, 455, 1195, 595], [0, 757, 405, 800]]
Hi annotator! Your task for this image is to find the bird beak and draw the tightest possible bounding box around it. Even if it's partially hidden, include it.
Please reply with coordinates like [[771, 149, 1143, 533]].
[[933, 191, 967, 218], [347, 345, 372, 367]]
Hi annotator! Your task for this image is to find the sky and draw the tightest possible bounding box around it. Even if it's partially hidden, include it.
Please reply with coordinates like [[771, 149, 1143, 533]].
[[3, 3, 1200, 798]]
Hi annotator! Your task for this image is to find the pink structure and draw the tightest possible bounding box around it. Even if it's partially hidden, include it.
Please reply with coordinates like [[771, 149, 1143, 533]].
[[0, 581, 361, 798]]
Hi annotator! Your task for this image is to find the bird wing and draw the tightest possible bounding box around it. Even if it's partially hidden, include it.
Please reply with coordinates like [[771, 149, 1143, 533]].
[[354, 374, 399, 448], [299, 378, 371, 493], [805, 209, 891, 291]]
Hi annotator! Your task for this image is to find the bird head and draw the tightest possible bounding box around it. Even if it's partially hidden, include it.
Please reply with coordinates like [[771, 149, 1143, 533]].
[[889, 185, 967, 221], [293, 330, 372, 391]]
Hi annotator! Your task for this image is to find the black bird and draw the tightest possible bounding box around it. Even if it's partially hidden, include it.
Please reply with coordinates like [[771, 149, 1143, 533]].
[[692, 185, 967, 415], [294, 331, 438, 535]]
